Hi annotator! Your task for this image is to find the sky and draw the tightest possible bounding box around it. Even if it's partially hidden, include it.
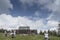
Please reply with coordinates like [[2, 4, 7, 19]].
[[0, 0, 60, 32]]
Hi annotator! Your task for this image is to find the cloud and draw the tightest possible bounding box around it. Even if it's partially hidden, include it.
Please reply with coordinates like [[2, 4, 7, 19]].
[[20, 0, 60, 17], [0, 14, 44, 30], [0, 0, 60, 31], [34, 11, 40, 17], [20, 0, 60, 12], [0, 0, 13, 13], [20, 0, 60, 21], [45, 20, 59, 31], [20, 0, 53, 5], [47, 13, 60, 21], [50, 27, 58, 31], [20, 0, 55, 10], [46, 0, 60, 21], [0, 14, 18, 30], [0, 14, 59, 32], [47, 20, 59, 27]]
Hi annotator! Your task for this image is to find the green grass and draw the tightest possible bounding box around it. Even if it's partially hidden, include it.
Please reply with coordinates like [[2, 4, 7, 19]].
[[0, 33, 60, 40]]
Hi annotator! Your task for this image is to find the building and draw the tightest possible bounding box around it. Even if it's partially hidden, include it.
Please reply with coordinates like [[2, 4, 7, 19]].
[[17, 26, 30, 34], [30, 30, 37, 34], [16, 26, 37, 34]]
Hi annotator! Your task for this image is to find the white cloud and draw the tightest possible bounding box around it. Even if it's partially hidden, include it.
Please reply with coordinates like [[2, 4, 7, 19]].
[[0, 14, 44, 30], [44, 20, 59, 31], [0, 14, 18, 30], [0, 0, 13, 13], [47, 20, 59, 27], [0, 14, 59, 32], [50, 27, 58, 31]]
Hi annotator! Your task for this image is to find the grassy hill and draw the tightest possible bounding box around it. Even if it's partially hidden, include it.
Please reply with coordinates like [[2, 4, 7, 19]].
[[0, 33, 60, 40]]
